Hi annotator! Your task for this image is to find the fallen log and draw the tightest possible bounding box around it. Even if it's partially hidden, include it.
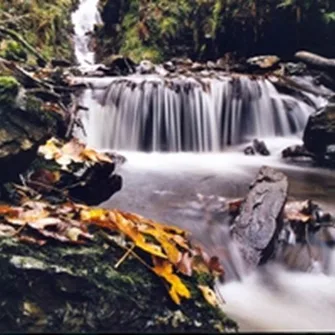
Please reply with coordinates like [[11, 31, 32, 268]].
[[295, 51, 335, 70]]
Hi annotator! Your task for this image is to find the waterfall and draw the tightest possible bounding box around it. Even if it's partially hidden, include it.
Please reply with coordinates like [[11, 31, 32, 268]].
[[71, 0, 102, 66], [76, 74, 326, 152]]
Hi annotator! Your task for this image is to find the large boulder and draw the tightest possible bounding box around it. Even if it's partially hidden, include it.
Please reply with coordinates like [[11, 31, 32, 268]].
[[231, 166, 288, 271], [303, 96, 335, 159]]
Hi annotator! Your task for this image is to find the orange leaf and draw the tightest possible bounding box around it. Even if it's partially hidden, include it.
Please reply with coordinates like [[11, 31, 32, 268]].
[[114, 212, 167, 259], [140, 227, 181, 264], [153, 258, 191, 305]]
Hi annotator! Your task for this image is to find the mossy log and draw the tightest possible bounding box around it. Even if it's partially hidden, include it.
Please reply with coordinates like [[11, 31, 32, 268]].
[[0, 235, 235, 333]]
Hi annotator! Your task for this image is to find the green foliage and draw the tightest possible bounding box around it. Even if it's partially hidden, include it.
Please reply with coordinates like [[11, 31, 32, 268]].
[[97, 0, 335, 62], [0, 0, 78, 62], [0, 76, 19, 106], [0, 40, 27, 62]]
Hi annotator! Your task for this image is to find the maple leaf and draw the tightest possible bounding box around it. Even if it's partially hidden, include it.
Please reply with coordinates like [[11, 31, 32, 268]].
[[153, 257, 191, 305]]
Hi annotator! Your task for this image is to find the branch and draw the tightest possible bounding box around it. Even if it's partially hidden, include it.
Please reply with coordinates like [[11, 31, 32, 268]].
[[0, 26, 47, 67]]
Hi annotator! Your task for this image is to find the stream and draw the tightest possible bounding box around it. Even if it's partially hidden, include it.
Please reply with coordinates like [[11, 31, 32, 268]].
[[72, 0, 335, 331]]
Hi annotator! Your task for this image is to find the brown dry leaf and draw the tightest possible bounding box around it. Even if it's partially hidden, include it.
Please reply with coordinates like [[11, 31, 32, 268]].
[[198, 285, 219, 307], [228, 198, 243, 215], [284, 201, 312, 223], [18, 235, 47, 246], [0, 205, 19, 216], [81, 148, 113, 164], [171, 235, 190, 251], [177, 252, 193, 276], [0, 223, 16, 236], [61, 139, 85, 163], [208, 256, 225, 276], [153, 257, 191, 305], [38, 138, 61, 160], [113, 212, 167, 259], [27, 217, 63, 230], [65, 227, 93, 242], [6, 208, 49, 226]]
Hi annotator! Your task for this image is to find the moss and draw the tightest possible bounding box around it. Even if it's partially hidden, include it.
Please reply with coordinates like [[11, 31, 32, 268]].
[[0, 76, 19, 106], [0, 40, 27, 62], [0, 0, 80, 63], [0, 236, 237, 332]]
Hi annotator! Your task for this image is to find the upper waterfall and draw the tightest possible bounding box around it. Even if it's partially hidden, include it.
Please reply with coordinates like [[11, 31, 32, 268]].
[[71, 0, 102, 66], [76, 74, 326, 152]]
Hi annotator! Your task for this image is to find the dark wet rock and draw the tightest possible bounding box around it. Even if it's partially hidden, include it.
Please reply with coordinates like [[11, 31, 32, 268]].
[[253, 139, 270, 156], [246, 55, 280, 70], [51, 59, 72, 68], [244, 139, 270, 156], [283, 62, 307, 76], [102, 55, 136, 75], [243, 146, 255, 156], [303, 96, 335, 159], [231, 166, 288, 271], [282, 144, 314, 160]]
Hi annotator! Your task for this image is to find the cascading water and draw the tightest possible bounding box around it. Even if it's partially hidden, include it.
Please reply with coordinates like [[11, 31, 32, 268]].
[[77, 74, 326, 152], [71, 0, 102, 66], [71, 1, 335, 331]]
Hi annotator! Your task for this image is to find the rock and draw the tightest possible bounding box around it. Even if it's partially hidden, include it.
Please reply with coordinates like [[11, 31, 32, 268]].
[[137, 60, 155, 74], [281, 144, 314, 160], [50, 59, 72, 68], [246, 55, 280, 70], [0, 236, 236, 333], [231, 166, 288, 271], [171, 57, 193, 67], [102, 55, 136, 75], [283, 62, 307, 76], [0, 77, 58, 183], [253, 139, 270, 156], [190, 62, 205, 72], [243, 146, 255, 155], [303, 96, 335, 157], [163, 61, 176, 72], [244, 139, 270, 156]]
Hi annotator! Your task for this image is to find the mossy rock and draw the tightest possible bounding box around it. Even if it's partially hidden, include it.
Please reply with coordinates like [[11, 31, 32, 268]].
[[0, 40, 27, 62], [0, 236, 237, 332], [0, 76, 19, 105]]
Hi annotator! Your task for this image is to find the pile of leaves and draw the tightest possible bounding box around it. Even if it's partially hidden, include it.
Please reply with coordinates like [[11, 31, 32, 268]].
[[37, 137, 114, 170], [0, 198, 224, 307]]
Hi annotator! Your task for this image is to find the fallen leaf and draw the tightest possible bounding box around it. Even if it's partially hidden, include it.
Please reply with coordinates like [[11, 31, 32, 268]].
[[198, 285, 218, 307], [114, 212, 167, 259], [208, 256, 225, 276], [153, 257, 191, 305], [177, 252, 193, 276]]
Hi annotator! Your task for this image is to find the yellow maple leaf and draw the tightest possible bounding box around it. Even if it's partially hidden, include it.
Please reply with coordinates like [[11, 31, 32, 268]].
[[113, 212, 167, 259], [153, 258, 191, 305]]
